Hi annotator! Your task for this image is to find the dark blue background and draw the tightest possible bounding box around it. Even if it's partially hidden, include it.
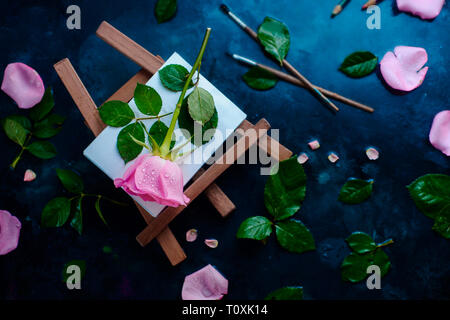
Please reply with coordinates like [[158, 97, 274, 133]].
[[0, 0, 449, 299]]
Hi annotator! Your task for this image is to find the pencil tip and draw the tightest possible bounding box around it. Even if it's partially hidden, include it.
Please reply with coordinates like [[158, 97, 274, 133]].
[[220, 4, 230, 14]]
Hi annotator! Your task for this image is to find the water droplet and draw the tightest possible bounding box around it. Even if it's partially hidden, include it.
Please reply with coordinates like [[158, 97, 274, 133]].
[[151, 169, 156, 175], [201, 288, 212, 297], [164, 173, 169, 178]]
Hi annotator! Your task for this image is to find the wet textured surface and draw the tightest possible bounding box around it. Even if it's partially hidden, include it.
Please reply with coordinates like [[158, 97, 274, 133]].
[[0, 0, 449, 299]]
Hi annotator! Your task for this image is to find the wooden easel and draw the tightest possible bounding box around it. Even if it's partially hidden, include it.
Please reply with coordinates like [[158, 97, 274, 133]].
[[54, 21, 293, 266]]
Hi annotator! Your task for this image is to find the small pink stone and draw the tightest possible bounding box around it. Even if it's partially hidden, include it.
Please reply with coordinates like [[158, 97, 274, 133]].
[[1, 63, 45, 109], [366, 147, 379, 160], [297, 153, 309, 164], [328, 152, 339, 163], [204, 239, 219, 248], [23, 169, 36, 182], [308, 140, 320, 150], [186, 229, 198, 242]]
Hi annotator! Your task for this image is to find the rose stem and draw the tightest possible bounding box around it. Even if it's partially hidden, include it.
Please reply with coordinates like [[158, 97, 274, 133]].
[[10, 135, 32, 169], [160, 28, 212, 158], [135, 111, 173, 121]]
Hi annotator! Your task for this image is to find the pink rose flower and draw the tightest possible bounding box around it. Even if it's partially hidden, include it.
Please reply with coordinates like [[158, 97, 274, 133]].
[[1, 62, 45, 109], [429, 110, 450, 156], [397, 0, 445, 20], [114, 154, 190, 207], [380, 46, 428, 92], [0, 210, 21, 255]]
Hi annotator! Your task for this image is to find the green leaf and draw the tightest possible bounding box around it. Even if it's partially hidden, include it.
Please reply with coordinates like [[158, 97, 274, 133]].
[[70, 196, 83, 235], [95, 196, 108, 227], [117, 122, 145, 163], [265, 286, 303, 300], [346, 232, 376, 254], [29, 87, 54, 121], [33, 114, 65, 139], [264, 157, 306, 221], [98, 100, 134, 127], [341, 250, 390, 283], [257, 16, 290, 65], [338, 178, 374, 204], [155, 0, 177, 23], [242, 66, 278, 90], [134, 83, 162, 116], [275, 219, 315, 254], [2, 117, 28, 146], [407, 174, 450, 239], [237, 216, 273, 241], [5, 115, 32, 131], [62, 259, 86, 283], [339, 51, 378, 78], [159, 64, 193, 92], [41, 197, 71, 227], [27, 140, 57, 159], [187, 87, 215, 124], [178, 96, 218, 146], [56, 169, 84, 194]]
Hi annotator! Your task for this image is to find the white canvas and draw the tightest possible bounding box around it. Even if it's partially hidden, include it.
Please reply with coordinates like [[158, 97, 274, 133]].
[[83, 52, 247, 217]]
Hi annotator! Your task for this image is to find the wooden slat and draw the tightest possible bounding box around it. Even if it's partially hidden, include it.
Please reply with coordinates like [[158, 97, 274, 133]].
[[136, 119, 271, 246], [54, 59, 106, 136], [53, 58, 186, 266], [96, 21, 162, 74]]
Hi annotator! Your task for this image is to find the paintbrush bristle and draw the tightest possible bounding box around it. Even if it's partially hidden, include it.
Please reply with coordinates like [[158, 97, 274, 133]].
[[220, 4, 230, 14]]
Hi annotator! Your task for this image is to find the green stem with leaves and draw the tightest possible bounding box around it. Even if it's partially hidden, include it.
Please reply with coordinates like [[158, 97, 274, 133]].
[[159, 28, 212, 158]]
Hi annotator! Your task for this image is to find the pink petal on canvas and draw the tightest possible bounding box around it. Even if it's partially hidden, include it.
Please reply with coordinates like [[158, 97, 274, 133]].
[[182, 264, 228, 300], [0, 210, 21, 255], [429, 110, 450, 156], [380, 46, 428, 92], [397, 0, 445, 20], [1, 63, 45, 109]]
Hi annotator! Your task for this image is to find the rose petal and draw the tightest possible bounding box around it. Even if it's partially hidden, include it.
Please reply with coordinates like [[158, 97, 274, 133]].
[[114, 154, 189, 207], [297, 153, 309, 164], [366, 147, 380, 160], [0, 210, 21, 255], [308, 140, 320, 150], [181, 264, 228, 300], [1, 63, 45, 109], [380, 46, 428, 92], [204, 239, 219, 248], [186, 229, 198, 242], [429, 110, 450, 156], [23, 169, 36, 182], [396, 0, 445, 20], [328, 152, 339, 163]]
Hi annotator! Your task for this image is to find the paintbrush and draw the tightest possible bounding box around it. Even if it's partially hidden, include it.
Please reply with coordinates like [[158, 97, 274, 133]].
[[229, 53, 374, 113], [331, 0, 351, 18]]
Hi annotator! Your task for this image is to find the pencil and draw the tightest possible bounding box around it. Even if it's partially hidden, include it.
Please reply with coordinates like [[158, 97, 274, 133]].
[[331, 0, 351, 18], [229, 53, 374, 113], [362, 0, 382, 9]]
